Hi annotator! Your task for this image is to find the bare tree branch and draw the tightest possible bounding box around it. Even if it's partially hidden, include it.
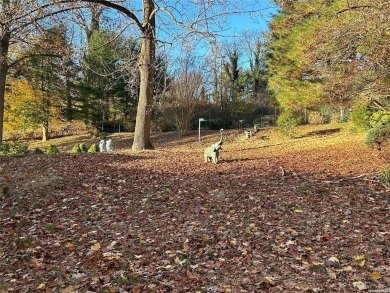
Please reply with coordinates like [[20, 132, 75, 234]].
[[76, 0, 143, 31], [8, 53, 62, 68], [337, 4, 378, 14]]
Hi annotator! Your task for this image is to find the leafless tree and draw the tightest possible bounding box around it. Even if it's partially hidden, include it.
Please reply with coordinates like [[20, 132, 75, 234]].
[[159, 46, 204, 136], [71, 0, 271, 150], [240, 29, 270, 105]]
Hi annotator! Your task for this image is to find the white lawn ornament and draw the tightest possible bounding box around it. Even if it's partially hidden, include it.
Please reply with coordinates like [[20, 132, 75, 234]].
[[99, 139, 106, 152], [204, 129, 223, 164], [106, 139, 113, 152]]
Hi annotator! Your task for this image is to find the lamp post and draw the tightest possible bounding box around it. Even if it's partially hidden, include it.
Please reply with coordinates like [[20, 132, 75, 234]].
[[118, 113, 124, 133], [199, 118, 206, 142], [239, 120, 244, 130], [101, 112, 105, 132]]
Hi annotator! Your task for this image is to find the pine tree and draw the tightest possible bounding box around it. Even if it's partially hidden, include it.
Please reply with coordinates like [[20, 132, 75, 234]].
[[12, 25, 72, 141]]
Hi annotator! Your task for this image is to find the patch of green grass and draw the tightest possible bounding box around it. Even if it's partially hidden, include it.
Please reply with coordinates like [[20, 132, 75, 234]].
[[0, 141, 29, 156], [44, 223, 57, 233]]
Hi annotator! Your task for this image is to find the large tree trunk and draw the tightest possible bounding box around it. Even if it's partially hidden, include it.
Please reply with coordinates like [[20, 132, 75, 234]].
[[0, 33, 10, 145], [0, 0, 11, 145], [41, 96, 50, 142], [132, 0, 155, 151], [42, 122, 49, 142]]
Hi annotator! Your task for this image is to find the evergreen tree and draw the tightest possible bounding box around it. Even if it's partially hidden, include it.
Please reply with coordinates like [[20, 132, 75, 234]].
[[267, 0, 389, 112], [267, 1, 326, 112], [79, 29, 129, 128], [14, 25, 73, 141]]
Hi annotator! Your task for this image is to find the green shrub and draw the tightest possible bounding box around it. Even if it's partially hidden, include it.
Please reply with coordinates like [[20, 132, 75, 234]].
[[71, 143, 88, 153], [122, 118, 136, 132], [277, 110, 303, 138], [34, 148, 44, 154], [11, 141, 28, 156], [71, 143, 82, 153], [366, 123, 390, 147], [0, 144, 10, 155], [88, 143, 99, 153], [98, 132, 107, 139], [369, 111, 390, 128], [90, 129, 99, 138], [90, 129, 107, 139], [79, 143, 88, 152], [0, 141, 29, 156], [46, 145, 59, 154], [351, 101, 372, 130], [364, 110, 390, 149], [379, 168, 390, 186]]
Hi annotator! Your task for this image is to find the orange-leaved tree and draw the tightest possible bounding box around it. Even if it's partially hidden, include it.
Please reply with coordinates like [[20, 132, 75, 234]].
[[5, 77, 62, 141]]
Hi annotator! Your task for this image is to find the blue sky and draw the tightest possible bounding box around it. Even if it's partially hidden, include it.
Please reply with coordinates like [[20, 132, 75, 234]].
[[158, 5, 277, 75], [226, 10, 274, 35], [82, 2, 278, 70]]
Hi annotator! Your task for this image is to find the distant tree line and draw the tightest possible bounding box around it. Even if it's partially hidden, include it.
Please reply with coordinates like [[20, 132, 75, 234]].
[[1, 0, 388, 147], [1, 0, 272, 148], [3, 6, 274, 140]]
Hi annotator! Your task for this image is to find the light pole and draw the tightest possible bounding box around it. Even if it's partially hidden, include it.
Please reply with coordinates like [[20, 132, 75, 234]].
[[118, 113, 124, 133], [239, 120, 244, 130], [199, 118, 206, 142]]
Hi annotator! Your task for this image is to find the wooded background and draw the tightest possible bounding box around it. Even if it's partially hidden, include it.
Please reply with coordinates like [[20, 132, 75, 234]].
[[1, 0, 388, 148]]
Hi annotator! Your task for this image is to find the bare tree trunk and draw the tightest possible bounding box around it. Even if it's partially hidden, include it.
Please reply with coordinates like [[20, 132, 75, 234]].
[[42, 122, 49, 142], [132, 0, 155, 151], [0, 31, 10, 145], [213, 59, 219, 105], [41, 94, 50, 142], [0, 57, 8, 145], [86, 5, 103, 41]]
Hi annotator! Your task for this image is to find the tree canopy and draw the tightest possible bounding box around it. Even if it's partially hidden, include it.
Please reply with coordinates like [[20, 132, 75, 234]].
[[267, 0, 389, 111], [1, 0, 388, 145], [1, 0, 272, 145]]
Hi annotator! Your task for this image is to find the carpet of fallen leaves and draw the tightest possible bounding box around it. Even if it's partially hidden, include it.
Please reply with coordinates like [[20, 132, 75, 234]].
[[0, 125, 389, 292]]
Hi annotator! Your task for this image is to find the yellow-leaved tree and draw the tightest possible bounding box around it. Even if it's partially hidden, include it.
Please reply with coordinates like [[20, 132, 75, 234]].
[[5, 77, 61, 141], [4, 78, 35, 138]]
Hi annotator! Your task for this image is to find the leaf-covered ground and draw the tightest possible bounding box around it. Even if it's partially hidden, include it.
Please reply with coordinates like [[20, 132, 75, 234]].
[[1, 125, 389, 292]]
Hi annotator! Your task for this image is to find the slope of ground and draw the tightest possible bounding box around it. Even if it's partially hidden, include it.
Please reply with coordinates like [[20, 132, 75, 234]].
[[0, 124, 389, 292]]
